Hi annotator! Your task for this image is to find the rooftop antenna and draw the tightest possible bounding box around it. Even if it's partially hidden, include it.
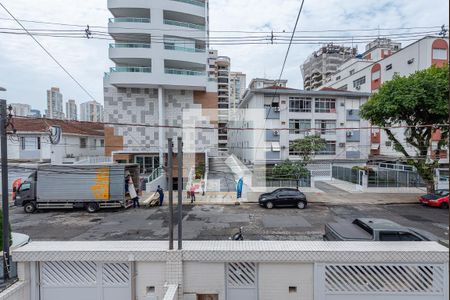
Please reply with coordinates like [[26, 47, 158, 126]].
[[439, 24, 448, 37]]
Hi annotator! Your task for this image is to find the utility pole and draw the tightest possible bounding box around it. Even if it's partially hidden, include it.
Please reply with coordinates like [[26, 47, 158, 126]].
[[168, 138, 174, 250], [0, 97, 10, 281], [177, 137, 183, 250]]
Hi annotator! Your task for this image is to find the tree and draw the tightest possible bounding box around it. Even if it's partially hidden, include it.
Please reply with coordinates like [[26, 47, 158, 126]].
[[272, 135, 326, 189], [360, 65, 449, 192]]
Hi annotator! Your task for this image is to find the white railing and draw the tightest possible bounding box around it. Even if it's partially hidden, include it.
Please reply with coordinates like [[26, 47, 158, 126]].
[[75, 156, 113, 165]]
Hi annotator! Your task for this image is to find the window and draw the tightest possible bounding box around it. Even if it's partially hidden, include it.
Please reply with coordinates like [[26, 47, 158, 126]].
[[336, 76, 341, 80], [19, 182, 31, 192], [349, 69, 355, 75], [20, 136, 39, 150], [433, 48, 447, 60], [314, 98, 336, 113], [398, 232, 422, 241], [385, 64, 392, 71], [80, 137, 87, 149], [130, 88, 141, 94], [100, 139, 105, 147], [117, 87, 127, 93], [37, 137, 41, 150], [289, 119, 311, 134], [315, 120, 336, 134], [289, 97, 311, 112], [379, 232, 399, 241], [289, 141, 300, 156], [91, 139, 97, 149], [372, 70, 381, 80], [353, 76, 366, 88], [317, 141, 336, 155]]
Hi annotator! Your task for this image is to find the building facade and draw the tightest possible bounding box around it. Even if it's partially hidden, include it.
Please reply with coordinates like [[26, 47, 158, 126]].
[[46, 87, 64, 119], [80, 100, 103, 122], [10, 103, 31, 117], [301, 44, 357, 90], [229, 80, 371, 167], [28, 109, 41, 118], [229, 71, 246, 115], [103, 0, 218, 181], [66, 99, 78, 121]]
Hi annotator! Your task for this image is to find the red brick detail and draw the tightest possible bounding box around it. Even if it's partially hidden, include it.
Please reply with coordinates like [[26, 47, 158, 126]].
[[371, 63, 381, 91], [431, 39, 449, 67], [364, 53, 372, 60]]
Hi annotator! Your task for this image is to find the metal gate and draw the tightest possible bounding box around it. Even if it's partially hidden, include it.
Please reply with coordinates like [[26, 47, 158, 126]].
[[40, 261, 132, 300], [308, 163, 332, 180], [315, 263, 449, 300], [226, 262, 258, 300]]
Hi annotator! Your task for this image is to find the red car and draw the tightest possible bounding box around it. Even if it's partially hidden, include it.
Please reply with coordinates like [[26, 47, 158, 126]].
[[420, 194, 449, 209]]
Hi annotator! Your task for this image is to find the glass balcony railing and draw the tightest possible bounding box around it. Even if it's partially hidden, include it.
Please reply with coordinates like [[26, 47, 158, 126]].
[[165, 68, 205, 76], [164, 44, 205, 53], [172, 0, 205, 7], [163, 19, 205, 30], [110, 43, 151, 49], [109, 17, 151, 23], [110, 67, 152, 73]]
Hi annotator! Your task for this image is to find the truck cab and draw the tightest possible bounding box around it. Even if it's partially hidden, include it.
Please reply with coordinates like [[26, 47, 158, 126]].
[[13, 171, 37, 213]]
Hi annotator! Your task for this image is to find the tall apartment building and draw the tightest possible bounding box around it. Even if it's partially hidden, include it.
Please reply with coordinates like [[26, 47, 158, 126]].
[[103, 0, 218, 180], [46, 87, 64, 119], [80, 100, 103, 122], [10, 103, 31, 117], [66, 99, 78, 121], [229, 71, 246, 114], [28, 109, 41, 118], [301, 44, 357, 90], [323, 36, 449, 159]]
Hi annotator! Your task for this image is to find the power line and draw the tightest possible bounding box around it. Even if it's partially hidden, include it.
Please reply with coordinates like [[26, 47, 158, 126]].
[[0, 2, 96, 101]]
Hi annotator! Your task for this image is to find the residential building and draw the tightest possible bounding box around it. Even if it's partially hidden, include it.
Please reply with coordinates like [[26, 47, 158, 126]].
[[8, 118, 104, 164], [323, 36, 449, 158], [80, 100, 103, 122], [103, 0, 218, 183], [229, 79, 370, 181], [301, 44, 357, 90], [46, 87, 64, 119], [229, 71, 246, 114], [10, 103, 31, 117], [66, 99, 78, 121], [28, 109, 41, 118]]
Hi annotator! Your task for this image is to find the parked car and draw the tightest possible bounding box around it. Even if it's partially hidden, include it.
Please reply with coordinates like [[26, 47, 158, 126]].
[[419, 189, 449, 208], [323, 218, 436, 241], [258, 188, 307, 209]]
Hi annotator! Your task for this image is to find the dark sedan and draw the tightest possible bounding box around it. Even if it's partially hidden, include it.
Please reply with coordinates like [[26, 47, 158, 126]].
[[258, 188, 307, 209]]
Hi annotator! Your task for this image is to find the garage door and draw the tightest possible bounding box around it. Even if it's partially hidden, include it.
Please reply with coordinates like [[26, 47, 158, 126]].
[[226, 262, 258, 300], [315, 263, 448, 300], [40, 261, 132, 300]]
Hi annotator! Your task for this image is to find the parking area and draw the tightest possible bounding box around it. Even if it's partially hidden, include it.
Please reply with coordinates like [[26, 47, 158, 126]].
[[10, 203, 449, 241]]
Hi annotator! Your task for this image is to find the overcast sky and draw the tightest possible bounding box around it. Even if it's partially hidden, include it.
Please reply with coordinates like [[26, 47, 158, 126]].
[[0, 0, 448, 112]]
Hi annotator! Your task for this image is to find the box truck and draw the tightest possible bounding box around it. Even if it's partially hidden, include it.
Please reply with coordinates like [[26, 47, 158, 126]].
[[13, 164, 140, 213]]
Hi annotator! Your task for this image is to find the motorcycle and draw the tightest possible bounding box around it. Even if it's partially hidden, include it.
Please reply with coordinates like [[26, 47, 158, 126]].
[[230, 226, 244, 241]]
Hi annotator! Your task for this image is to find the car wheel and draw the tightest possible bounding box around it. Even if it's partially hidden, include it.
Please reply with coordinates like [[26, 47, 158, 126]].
[[440, 202, 449, 209], [297, 201, 307, 209], [86, 202, 99, 213], [265, 201, 274, 209], [23, 202, 36, 213]]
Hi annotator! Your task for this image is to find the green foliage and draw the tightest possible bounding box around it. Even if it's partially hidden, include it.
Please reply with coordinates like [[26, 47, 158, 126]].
[[360, 65, 449, 191], [195, 163, 205, 179], [290, 135, 326, 163], [272, 159, 309, 180]]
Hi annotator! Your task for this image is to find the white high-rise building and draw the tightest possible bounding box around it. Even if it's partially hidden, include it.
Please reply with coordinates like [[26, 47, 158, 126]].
[[229, 71, 246, 114], [46, 87, 64, 119], [10, 103, 31, 117], [80, 100, 104, 122], [103, 0, 218, 178], [66, 99, 78, 121]]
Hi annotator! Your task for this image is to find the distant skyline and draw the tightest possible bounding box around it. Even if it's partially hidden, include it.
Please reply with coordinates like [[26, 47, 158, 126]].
[[0, 0, 448, 112]]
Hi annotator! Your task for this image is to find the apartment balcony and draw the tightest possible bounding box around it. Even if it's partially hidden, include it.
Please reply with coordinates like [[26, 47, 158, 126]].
[[109, 43, 152, 62], [164, 44, 205, 53], [164, 19, 205, 30], [163, 44, 207, 65], [172, 0, 205, 7], [108, 17, 152, 36], [109, 17, 150, 23], [108, 0, 205, 17], [165, 68, 205, 76]]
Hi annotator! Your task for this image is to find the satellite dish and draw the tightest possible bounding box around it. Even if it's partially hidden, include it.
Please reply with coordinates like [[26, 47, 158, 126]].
[[49, 125, 62, 145]]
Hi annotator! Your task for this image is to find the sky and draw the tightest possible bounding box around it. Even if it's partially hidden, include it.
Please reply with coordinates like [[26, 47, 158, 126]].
[[0, 0, 448, 112]]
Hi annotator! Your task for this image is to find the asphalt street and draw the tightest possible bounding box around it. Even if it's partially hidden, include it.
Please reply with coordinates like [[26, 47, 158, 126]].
[[10, 203, 449, 241]]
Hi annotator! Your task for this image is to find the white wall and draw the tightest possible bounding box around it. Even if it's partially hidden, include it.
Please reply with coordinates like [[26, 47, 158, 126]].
[[183, 262, 225, 299], [135, 262, 166, 300]]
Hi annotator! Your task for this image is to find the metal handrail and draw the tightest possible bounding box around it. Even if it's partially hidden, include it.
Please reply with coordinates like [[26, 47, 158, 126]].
[[110, 43, 151, 49], [163, 19, 205, 30], [110, 66, 152, 73], [109, 17, 150, 23]]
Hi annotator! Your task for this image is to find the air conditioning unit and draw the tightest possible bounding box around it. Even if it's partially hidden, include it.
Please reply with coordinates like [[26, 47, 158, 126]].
[[340, 102, 345, 107], [273, 130, 280, 136], [339, 143, 346, 148], [355, 85, 361, 90], [274, 107, 281, 112], [346, 131, 353, 137]]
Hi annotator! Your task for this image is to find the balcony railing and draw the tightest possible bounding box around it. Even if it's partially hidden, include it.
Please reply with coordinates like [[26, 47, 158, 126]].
[[172, 0, 205, 7], [164, 44, 205, 53], [165, 68, 205, 76], [163, 19, 205, 30], [109, 17, 151, 23], [110, 43, 151, 49], [110, 66, 152, 73]]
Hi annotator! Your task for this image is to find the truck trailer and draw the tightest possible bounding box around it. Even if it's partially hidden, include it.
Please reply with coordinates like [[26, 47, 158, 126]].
[[13, 164, 140, 213]]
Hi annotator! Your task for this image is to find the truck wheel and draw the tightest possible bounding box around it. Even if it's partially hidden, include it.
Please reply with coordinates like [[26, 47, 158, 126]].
[[86, 202, 99, 213], [24, 202, 36, 213]]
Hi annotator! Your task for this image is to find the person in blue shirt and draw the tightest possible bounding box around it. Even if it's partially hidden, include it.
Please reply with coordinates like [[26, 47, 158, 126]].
[[156, 185, 164, 206]]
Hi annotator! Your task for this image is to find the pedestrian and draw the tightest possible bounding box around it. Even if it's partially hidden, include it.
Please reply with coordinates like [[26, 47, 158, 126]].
[[190, 185, 196, 203], [127, 174, 140, 208], [157, 185, 164, 206]]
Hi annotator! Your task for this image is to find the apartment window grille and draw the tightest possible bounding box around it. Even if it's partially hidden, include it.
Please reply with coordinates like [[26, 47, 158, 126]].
[[315, 120, 336, 134], [289, 119, 311, 134], [80, 138, 87, 149], [314, 98, 336, 113], [100, 139, 105, 147], [353, 76, 366, 88], [289, 97, 311, 112], [318, 141, 336, 155]]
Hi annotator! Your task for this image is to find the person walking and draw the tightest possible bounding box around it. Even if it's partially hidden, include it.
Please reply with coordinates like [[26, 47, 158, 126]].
[[127, 174, 140, 208], [156, 185, 164, 206], [190, 185, 196, 204]]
